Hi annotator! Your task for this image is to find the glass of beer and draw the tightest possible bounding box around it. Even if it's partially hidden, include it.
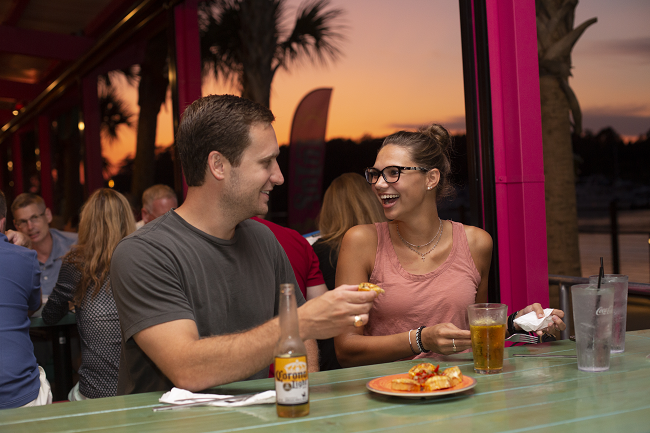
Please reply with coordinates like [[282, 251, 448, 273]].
[[467, 303, 507, 374]]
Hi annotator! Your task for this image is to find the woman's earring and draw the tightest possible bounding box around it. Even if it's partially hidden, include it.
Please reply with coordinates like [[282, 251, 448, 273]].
[[427, 186, 432, 190]]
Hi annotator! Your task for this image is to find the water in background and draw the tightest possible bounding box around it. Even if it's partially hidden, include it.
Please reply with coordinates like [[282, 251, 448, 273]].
[[579, 209, 650, 284]]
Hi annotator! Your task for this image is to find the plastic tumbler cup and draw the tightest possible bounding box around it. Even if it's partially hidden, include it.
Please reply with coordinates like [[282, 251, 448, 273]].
[[589, 274, 628, 353], [571, 284, 614, 372], [467, 303, 507, 374]]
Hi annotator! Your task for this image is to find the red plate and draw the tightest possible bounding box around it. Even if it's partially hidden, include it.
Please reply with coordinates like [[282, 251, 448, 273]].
[[367, 373, 477, 399]]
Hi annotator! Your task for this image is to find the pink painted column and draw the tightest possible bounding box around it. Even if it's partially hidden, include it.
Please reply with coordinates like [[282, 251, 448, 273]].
[[173, 0, 202, 198], [38, 115, 54, 208], [82, 75, 104, 194], [486, 0, 549, 310]]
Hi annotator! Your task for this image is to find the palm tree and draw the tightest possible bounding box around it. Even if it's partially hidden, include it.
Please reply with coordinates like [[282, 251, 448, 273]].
[[96, 37, 170, 205], [99, 86, 133, 181], [536, 0, 596, 285], [130, 32, 169, 204], [101, 0, 342, 204], [97, 68, 137, 183], [99, 87, 133, 144], [200, 0, 344, 108]]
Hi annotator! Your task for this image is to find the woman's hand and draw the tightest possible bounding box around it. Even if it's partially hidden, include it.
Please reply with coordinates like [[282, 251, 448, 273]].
[[514, 303, 566, 336], [420, 323, 471, 355]]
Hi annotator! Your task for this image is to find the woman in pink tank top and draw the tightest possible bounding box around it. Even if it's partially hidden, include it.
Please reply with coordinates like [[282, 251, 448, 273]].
[[334, 124, 566, 367]]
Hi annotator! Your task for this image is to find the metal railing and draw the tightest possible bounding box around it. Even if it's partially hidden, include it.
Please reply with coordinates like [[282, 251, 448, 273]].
[[550, 274, 650, 340]]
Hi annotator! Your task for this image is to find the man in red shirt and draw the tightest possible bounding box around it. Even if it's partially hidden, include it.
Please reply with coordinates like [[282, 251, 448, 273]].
[[252, 217, 327, 300]]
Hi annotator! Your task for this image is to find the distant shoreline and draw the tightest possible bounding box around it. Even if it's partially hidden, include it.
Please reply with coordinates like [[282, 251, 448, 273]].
[[579, 208, 650, 234]]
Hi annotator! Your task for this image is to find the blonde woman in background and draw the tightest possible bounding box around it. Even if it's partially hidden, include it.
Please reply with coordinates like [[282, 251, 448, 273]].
[[313, 173, 386, 290], [312, 173, 386, 370], [43, 189, 136, 400]]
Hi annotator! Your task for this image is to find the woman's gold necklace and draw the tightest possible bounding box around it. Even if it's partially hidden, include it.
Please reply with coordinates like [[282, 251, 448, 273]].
[[396, 218, 443, 261]]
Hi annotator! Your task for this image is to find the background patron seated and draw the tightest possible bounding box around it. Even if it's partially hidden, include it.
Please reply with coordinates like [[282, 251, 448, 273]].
[[136, 184, 178, 229], [12, 193, 77, 298]]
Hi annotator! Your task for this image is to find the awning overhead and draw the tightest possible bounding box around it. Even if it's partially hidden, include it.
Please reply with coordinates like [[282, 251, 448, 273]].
[[0, 0, 137, 125]]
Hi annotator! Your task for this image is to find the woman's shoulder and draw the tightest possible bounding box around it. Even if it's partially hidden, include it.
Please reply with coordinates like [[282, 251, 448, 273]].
[[343, 223, 380, 246], [338, 224, 380, 283], [461, 224, 493, 255]]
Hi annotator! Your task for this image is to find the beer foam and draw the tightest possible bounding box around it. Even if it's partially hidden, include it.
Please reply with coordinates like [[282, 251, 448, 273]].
[[472, 318, 501, 327]]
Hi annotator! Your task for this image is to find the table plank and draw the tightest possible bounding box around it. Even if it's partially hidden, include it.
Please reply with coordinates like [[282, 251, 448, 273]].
[[2, 330, 649, 432]]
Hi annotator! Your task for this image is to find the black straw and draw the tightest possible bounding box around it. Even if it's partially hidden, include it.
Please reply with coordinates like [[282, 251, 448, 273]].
[[597, 257, 604, 288], [589, 257, 606, 351]]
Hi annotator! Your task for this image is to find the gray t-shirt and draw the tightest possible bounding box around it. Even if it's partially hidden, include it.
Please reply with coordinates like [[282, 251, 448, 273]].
[[110, 211, 301, 395]]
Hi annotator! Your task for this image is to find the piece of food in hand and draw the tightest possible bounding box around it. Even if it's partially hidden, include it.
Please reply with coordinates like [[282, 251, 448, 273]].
[[423, 375, 451, 392], [442, 366, 463, 387], [390, 378, 421, 392], [408, 363, 440, 384], [358, 282, 385, 294]]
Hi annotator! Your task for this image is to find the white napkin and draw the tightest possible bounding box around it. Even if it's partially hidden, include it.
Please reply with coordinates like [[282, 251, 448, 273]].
[[159, 387, 276, 407], [513, 308, 555, 332]]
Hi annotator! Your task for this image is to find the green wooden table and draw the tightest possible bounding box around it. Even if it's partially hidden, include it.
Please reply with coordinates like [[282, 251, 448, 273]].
[[3, 330, 650, 432]]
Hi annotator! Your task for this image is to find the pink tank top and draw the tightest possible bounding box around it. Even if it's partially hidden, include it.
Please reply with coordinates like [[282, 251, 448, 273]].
[[366, 221, 481, 360]]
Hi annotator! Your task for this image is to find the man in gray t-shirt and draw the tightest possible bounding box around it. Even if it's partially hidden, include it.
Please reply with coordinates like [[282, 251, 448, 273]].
[[111, 95, 377, 394]]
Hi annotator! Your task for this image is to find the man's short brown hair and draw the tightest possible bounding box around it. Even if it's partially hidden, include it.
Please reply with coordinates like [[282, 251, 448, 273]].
[[175, 95, 275, 187], [11, 193, 46, 214]]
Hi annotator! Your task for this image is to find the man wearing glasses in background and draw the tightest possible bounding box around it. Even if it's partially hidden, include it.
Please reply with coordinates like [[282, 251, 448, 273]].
[[11, 193, 77, 297]]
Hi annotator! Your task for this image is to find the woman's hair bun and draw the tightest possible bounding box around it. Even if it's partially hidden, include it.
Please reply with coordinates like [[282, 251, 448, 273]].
[[419, 123, 451, 153]]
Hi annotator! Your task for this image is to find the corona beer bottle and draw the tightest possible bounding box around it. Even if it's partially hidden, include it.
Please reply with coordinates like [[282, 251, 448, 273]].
[[274, 284, 309, 417]]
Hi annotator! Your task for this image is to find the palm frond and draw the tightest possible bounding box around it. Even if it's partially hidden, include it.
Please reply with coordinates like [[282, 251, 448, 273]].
[[198, 0, 346, 105], [99, 88, 133, 144], [277, 0, 345, 70], [98, 66, 140, 88], [200, 0, 245, 86]]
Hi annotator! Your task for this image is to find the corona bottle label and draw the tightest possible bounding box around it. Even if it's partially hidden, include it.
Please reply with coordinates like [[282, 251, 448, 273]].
[[274, 355, 309, 405]]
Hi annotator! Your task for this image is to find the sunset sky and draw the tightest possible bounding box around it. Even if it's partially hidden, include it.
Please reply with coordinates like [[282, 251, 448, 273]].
[[103, 0, 650, 167]]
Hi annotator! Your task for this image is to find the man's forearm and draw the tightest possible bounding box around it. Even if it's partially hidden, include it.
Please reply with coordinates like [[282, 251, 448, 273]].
[[137, 284, 377, 391], [134, 318, 282, 391], [306, 339, 319, 372]]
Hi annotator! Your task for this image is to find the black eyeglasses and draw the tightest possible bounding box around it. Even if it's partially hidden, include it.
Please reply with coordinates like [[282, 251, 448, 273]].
[[15, 210, 46, 229], [364, 166, 430, 184]]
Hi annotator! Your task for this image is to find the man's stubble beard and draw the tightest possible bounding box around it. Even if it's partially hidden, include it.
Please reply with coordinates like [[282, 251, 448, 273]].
[[221, 169, 266, 224]]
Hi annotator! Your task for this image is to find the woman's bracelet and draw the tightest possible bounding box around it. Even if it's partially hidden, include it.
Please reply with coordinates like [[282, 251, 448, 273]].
[[408, 329, 417, 355], [415, 326, 430, 353], [508, 311, 522, 335]]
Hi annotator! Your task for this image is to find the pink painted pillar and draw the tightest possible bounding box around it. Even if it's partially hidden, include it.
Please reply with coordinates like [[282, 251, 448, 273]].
[[38, 115, 54, 208], [82, 75, 104, 194], [173, 0, 202, 198], [486, 0, 549, 310]]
